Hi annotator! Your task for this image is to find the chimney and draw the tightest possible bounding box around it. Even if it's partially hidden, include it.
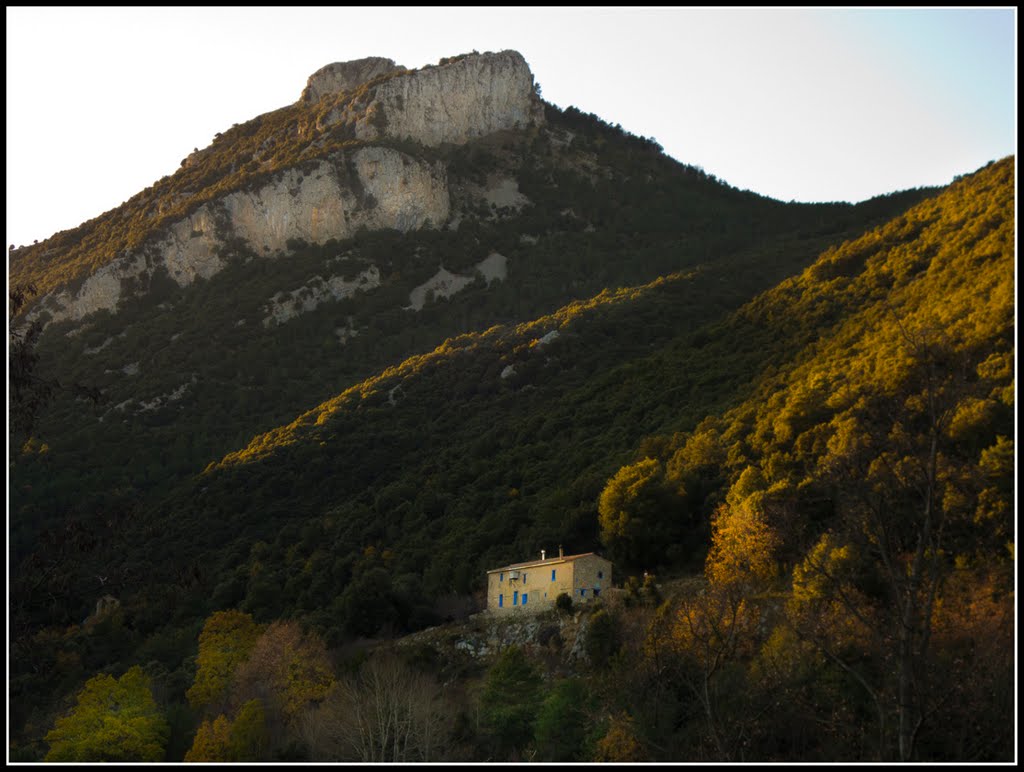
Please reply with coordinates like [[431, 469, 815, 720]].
[[541, 549, 546, 561], [558, 544, 564, 559]]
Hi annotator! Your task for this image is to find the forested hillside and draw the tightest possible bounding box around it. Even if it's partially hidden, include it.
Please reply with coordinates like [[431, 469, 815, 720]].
[[592, 155, 1015, 761], [8, 89, 1013, 760]]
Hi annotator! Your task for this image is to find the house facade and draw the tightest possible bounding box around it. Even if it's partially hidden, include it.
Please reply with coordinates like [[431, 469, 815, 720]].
[[486, 547, 613, 614]]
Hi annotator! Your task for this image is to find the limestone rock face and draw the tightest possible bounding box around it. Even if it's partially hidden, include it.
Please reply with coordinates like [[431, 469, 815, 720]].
[[321, 50, 544, 146], [262, 265, 382, 327], [45, 252, 150, 324], [301, 57, 405, 103], [36, 147, 448, 324], [28, 50, 539, 327]]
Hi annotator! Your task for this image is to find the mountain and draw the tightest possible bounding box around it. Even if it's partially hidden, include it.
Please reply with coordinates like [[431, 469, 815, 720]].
[[8, 50, 1013, 762]]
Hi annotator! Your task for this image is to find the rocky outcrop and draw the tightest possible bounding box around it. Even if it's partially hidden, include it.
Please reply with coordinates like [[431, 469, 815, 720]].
[[320, 50, 544, 146], [43, 252, 150, 325], [28, 50, 540, 328], [406, 252, 509, 311], [396, 606, 592, 667], [407, 267, 476, 311], [34, 147, 448, 325], [301, 57, 405, 103], [262, 265, 381, 327]]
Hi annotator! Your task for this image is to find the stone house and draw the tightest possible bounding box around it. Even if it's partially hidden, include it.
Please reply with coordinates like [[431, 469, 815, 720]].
[[486, 547, 612, 614]]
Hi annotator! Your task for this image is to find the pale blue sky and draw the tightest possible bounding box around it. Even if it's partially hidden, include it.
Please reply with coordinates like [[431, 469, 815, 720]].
[[5, 7, 1016, 249]]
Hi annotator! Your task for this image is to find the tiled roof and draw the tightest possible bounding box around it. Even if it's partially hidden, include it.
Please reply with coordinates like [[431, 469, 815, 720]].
[[487, 552, 603, 573]]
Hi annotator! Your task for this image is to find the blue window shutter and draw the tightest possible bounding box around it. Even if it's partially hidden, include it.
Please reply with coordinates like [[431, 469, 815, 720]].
[[523, 593, 528, 605], [513, 591, 519, 606], [551, 569, 556, 581], [500, 572, 504, 582], [498, 594, 503, 607]]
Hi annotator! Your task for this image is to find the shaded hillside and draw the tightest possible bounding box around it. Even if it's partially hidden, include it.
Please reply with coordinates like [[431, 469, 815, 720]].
[[14, 156, 1002, 640], [140, 156, 1012, 627], [9, 100, 929, 569], [8, 46, 1010, 759], [8, 153, 1012, 761]]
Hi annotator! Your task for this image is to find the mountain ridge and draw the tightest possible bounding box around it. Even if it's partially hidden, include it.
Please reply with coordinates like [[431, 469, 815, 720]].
[[7, 46, 1012, 763], [10, 49, 542, 325]]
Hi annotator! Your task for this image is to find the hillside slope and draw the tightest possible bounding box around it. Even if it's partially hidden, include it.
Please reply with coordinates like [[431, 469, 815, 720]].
[[14, 157, 1007, 637], [9, 96, 928, 569], [8, 50, 1010, 762]]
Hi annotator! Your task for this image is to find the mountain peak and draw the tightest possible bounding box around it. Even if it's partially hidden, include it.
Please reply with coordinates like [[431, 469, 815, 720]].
[[300, 57, 406, 103], [311, 48, 544, 146]]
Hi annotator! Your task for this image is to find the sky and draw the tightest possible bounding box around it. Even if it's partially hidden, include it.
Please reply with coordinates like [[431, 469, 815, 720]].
[[5, 6, 1017, 250]]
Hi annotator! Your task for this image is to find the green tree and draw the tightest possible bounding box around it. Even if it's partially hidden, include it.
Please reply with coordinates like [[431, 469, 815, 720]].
[[480, 646, 541, 759], [534, 678, 590, 761], [584, 608, 620, 669], [8, 283, 52, 442], [45, 666, 169, 761], [598, 458, 690, 569]]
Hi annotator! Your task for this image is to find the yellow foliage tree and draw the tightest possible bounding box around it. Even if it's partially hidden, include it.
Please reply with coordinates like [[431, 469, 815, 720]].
[[184, 714, 232, 762], [186, 610, 263, 711], [231, 620, 334, 734], [184, 699, 267, 762], [45, 666, 169, 762], [594, 712, 646, 762], [598, 457, 688, 568], [705, 494, 779, 593]]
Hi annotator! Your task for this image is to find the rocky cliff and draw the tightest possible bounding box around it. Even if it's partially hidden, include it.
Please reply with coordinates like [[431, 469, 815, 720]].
[[300, 56, 405, 103], [319, 49, 544, 146], [25, 50, 542, 328], [35, 147, 448, 325]]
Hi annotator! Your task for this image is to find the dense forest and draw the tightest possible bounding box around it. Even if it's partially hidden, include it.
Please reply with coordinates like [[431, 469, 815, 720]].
[[7, 88, 1014, 762]]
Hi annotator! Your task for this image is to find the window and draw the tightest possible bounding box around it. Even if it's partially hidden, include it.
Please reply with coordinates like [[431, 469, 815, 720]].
[[579, 588, 586, 597], [499, 572, 504, 582], [522, 593, 528, 605], [551, 569, 556, 581], [498, 594, 503, 608], [594, 588, 601, 597], [522, 573, 527, 584], [513, 591, 519, 606], [597, 570, 603, 579]]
